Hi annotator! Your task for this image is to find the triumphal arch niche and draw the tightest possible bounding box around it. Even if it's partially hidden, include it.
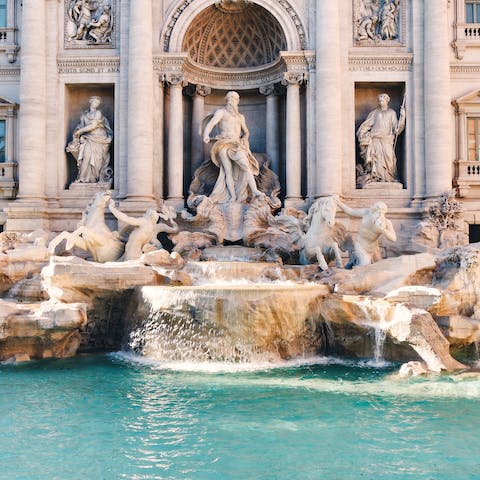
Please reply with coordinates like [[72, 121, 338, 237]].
[[158, 0, 313, 208]]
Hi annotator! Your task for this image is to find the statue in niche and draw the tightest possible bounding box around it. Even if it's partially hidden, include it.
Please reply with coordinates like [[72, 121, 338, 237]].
[[202, 91, 264, 203], [380, 0, 400, 40], [67, 0, 113, 44], [356, 93, 405, 187], [336, 199, 397, 267], [185, 90, 281, 247], [66, 96, 113, 185]]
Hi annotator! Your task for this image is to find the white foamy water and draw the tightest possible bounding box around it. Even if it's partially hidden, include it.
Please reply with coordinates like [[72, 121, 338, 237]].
[[112, 352, 480, 399]]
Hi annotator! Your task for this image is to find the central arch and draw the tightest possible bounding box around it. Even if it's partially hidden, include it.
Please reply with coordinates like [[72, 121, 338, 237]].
[[161, 0, 307, 54]]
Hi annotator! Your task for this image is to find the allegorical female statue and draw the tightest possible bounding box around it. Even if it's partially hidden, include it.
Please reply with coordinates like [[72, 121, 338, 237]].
[[356, 93, 405, 187], [66, 96, 113, 184]]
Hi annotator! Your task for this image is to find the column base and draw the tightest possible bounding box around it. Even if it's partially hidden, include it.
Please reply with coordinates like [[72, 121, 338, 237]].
[[119, 197, 157, 215], [284, 197, 305, 209], [4, 201, 49, 232], [165, 197, 185, 211]]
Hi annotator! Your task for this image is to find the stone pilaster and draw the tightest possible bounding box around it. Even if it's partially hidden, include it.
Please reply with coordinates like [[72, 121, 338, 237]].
[[17, 0, 46, 202], [166, 74, 186, 208], [424, 0, 452, 198], [283, 72, 304, 205], [190, 85, 211, 176], [259, 84, 280, 176], [126, 0, 154, 203], [316, 1, 342, 196]]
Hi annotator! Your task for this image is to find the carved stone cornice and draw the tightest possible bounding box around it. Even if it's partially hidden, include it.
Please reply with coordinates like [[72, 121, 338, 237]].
[[280, 50, 312, 73], [0, 67, 20, 77], [156, 54, 286, 90], [57, 57, 120, 74], [348, 53, 413, 71], [451, 64, 480, 75]]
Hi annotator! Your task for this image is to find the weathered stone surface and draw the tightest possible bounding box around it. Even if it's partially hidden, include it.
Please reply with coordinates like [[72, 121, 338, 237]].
[[388, 309, 465, 372], [0, 245, 50, 295], [325, 253, 436, 295], [42, 256, 177, 304], [398, 361, 428, 376], [0, 300, 87, 361]]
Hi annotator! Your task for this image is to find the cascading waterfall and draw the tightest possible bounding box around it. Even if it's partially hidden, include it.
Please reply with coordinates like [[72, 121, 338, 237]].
[[128, 283, 330, 364], [355, 298, 409, 364]]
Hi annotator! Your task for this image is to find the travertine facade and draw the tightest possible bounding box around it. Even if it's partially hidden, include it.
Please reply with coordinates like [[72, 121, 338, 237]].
[[1, 0, 480, 243]]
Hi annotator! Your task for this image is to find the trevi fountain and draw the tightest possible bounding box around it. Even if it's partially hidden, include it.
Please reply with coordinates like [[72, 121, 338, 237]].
[[1, 0, 480, 478]]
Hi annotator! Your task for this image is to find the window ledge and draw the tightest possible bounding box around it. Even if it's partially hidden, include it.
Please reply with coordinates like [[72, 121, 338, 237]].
[[0, 27, 18, 63]]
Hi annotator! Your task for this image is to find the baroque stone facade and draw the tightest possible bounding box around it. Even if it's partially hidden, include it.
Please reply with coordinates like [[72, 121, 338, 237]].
[[0, 0, 479, 244]]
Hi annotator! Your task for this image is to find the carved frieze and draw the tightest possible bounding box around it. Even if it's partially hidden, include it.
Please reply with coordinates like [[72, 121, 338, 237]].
[[349, 54, 413, 71], [353, 0, 405, 46], [64, 0, 116, 49], [57, 57, 120, 74]]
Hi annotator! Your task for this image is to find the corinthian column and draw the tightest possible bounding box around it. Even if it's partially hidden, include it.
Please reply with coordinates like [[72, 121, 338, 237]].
[[424, 0, 452, 198], [316, 1, 342, 196], [17, 0, 46, 202], [166, 74, 186, 208], [190, 85, 211, 176], [126, 0, 154, 202], [283, 72, 304, 205], [259, 84, 280, 176]]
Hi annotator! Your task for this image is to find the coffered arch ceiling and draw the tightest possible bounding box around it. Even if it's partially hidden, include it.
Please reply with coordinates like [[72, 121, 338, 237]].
[[182, 3, 287, 69]]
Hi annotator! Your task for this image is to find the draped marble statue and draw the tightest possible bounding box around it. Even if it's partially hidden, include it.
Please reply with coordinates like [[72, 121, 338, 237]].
[[202, 91, 264, 203], [356, 93, 405, 187], [66, 96, 113, 184]]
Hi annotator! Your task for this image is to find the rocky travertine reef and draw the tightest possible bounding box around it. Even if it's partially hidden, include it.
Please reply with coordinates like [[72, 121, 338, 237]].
[[1, 242, 480, 371]]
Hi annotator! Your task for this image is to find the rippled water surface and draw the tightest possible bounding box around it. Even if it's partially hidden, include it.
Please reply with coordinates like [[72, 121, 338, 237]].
[[1, 354, 479, 480]]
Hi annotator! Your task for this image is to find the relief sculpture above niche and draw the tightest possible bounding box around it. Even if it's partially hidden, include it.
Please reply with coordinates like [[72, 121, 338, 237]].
[[65, 0, 115, 49], [354, 0, 403, 45]]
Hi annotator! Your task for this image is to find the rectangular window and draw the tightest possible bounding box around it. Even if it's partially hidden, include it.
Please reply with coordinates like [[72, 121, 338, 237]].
[[0, 0, 6, 28], [467, 117, 480, 161], [0, 120, 5, 163], [466, 0, 480, 23]]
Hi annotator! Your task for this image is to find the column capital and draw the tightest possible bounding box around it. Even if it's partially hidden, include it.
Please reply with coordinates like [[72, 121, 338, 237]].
[[282, 71, 307, 87], [259, 84, 279, 96], [165, 73, 187, 87], [186, 84, 211, 97]]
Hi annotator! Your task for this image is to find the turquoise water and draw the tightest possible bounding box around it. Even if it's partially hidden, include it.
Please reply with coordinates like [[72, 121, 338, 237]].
[[1, 354, 479, 480]]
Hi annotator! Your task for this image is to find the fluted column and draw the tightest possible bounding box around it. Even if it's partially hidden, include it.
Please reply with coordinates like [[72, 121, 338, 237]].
[[316, 1, 342, 196], [424, 0, 452, 198], [260, 84, 280, 176], [17, 0, 46, 201], [283, 72, 304, 204], [166, 74, 185, 207], [127, 0, 154, 202], [190, 85, 211, 176]]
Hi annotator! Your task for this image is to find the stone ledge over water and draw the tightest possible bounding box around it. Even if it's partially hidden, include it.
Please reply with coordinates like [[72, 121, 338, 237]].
[[0, 300, 86, 362]]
